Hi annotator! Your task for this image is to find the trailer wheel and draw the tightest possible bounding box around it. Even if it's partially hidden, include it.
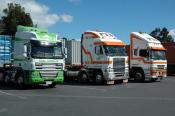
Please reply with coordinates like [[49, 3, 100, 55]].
[[78, 71, 88, 83], [95, 72, 104, 85], [17, 75, 25, 89], [134, 70, 144, 82]]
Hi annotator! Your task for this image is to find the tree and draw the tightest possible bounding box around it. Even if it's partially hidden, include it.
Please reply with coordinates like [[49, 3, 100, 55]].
[[0, 20, 6, 34], [150, 27, 174, 42], [0, 3, 33, 36]]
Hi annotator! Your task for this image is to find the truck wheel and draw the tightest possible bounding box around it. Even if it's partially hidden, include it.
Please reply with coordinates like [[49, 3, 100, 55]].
[[134, 70, 144, 82], [95, 72, 104, 85], [78, 72, 88, 83], [17, 75, 25, 89], [4, 74, 10, 84]]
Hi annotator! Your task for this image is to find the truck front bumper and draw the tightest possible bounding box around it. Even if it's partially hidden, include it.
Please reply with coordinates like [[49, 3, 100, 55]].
[[25, 76, 64, 85], [145, 70, 167, 80], [24, 70, 64, 85], [103, 71, 129, 81]]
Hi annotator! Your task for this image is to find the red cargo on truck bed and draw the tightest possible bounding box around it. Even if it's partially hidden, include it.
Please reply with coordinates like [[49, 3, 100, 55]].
[[162, 42, 175, 75]]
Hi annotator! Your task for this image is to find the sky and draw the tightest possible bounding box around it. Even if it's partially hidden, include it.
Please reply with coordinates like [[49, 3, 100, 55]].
[[0, 0, 175, 44]]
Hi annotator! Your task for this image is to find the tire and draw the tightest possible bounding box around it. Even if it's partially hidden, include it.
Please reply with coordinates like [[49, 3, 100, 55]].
[[134, 70, 144, 82], [95, 72, 104, 85], [4, 74, 10, 84], [78, 71, 88, 83], [17, 75, 25, 89]]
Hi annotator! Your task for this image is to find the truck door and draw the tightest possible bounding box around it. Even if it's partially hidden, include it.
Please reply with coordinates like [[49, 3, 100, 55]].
[[139, 49, 150, 70], [95, 45, 104, 60], [94, 45, 106, 68]]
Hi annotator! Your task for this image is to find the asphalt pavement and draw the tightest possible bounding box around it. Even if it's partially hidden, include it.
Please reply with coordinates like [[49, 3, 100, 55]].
[[0, 76, 175, 116]]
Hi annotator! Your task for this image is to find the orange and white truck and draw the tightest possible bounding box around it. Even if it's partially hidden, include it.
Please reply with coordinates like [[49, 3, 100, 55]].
[[64, 31, 129, 84], [126, 32, 167, 81]]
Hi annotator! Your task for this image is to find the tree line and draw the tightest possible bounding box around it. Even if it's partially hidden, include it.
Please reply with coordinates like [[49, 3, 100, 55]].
[[0, 3, 33, 36], [0, 3, 174, 42]]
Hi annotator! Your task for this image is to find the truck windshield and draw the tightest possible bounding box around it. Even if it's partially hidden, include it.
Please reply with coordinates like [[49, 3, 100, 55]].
[[103, 45, 127, 56], [31, 40, 63, 59], [150, 50, 166, 60]]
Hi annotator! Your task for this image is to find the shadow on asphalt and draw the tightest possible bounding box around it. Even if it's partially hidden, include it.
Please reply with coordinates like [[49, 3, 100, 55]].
[[63, 79, 125, 86], [0, 79, 163, 90], [0, 83, 56, 90], [128, 80, 161, 83]]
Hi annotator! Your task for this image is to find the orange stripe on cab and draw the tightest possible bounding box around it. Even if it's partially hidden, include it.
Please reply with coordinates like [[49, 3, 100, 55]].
[[94, 41, 125, 46], [149, 47, 166, 51], [84, 32, 100, 39], [146, 61, 167, 64], [82, 46, 93, 62], [131, 57, 167, 64], [85, 61, 112, 64]]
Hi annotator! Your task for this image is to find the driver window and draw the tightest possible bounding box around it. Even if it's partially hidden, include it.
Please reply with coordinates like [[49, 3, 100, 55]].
[[134, 49, 138, 56], [95, 46, 103, 55], [139, 49, 149, 58]]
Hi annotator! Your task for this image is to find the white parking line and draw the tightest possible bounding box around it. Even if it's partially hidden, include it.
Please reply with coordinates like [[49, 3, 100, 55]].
[[13, 93, 175, 102], [0, 90, 26, 99], [64, 85, 107, 92]]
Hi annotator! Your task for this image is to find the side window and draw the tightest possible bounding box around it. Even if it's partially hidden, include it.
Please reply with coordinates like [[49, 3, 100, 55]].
[[95, 46, 103, 55], [139, 49, 149, 57], [134, 49, 138, 56]]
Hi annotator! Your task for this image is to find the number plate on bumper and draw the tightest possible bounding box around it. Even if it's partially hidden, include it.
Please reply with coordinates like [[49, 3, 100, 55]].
[[46, 81, 52, 85]]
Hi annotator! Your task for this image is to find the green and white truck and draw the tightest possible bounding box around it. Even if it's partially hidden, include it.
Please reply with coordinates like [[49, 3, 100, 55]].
[[0, 25, 64, 88]]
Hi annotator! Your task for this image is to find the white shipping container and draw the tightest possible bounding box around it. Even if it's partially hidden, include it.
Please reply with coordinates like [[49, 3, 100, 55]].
[[65, 40, 81, 65]]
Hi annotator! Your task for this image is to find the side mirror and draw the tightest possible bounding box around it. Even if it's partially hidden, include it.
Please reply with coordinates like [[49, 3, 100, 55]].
[[24, 43, 31, 58], [23, 45, 27, 57]]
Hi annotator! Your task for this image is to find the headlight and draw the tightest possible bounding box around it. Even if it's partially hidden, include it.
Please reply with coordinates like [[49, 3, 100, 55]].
[[31, 71, 40, 78], [56, 63, 63, 68], [35, 62, 42, 66]]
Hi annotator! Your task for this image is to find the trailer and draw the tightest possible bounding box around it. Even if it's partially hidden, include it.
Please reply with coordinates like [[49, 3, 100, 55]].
[[0, 26, 64, 88], [126, 32, 167, 82], [64, 31, 129, 85], [0, 35, 12, 82]]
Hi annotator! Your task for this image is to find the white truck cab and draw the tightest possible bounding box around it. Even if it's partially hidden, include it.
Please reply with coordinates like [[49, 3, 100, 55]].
[[7, 25, 64, 87], [81, 31, 128, 84], [129, 32, 167, 81]]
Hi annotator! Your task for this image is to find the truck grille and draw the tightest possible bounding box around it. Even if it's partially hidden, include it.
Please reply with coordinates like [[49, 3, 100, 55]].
[[40, 71, 57, 78], [157, 65, 165, 69], [35, 63, 61, 78], [113, 58, 125, 73]]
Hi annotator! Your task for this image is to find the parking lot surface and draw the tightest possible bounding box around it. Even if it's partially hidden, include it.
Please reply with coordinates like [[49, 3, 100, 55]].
[[0, 77, 175, 116]]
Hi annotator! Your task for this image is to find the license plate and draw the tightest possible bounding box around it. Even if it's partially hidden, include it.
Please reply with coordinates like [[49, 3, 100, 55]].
[[46, 81, 52, 85]]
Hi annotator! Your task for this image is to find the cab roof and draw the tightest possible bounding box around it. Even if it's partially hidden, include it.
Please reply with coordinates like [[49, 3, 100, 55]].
[[84, 31, 117, 39], [131, 32, 160, 44]]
